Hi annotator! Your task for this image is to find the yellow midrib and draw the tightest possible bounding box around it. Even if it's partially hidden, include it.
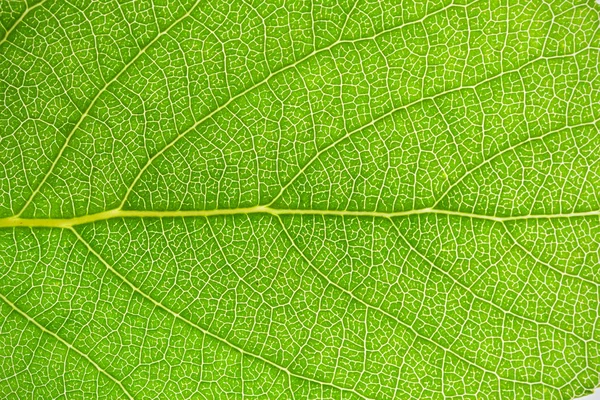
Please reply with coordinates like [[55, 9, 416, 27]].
[[0, 206, 599, 228]]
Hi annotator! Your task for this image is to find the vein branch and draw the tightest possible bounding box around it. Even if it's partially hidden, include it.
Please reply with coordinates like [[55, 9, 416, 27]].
[[275, 215, 547, 386], [70, 228, 374, 400], [0, 0, 48, 46], [0, 292, 134, 400], [117, 4, 457, 209], [14, 0, 204, 217]]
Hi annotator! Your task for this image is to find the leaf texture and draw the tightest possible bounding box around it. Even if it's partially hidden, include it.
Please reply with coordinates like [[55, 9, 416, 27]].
[[1, 0, 600, 399]]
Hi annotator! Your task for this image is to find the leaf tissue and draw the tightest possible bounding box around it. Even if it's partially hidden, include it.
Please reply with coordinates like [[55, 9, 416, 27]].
[[1, 0, 599, 399]]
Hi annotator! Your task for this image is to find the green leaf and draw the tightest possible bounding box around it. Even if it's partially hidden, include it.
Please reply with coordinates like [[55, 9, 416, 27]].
[[1, 0, 599, 399]]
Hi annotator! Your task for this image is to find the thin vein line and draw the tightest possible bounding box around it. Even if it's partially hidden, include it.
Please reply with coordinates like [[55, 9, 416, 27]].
[[387, 218, 590, 341], [501, 222, 599, 287], [70, 228, 374, 400], [0, 0, 48, 47], [0, 292, 134, 400], [15, 0, 204, 217], [265, 47, 599, 208], [118, 4, 458, 208], [432, 119, 600, 208], [274, 214, 547, 387]]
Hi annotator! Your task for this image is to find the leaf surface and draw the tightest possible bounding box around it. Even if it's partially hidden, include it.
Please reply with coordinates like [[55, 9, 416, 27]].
[[1, 0, 600, 399]]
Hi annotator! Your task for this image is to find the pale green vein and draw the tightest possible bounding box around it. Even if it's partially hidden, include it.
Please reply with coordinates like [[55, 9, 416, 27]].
[[0, 0, 48, 47], [387, 218, 590, 342], [275, 214, 549, 387], [266, 47, 600, 208], [0, 292, 134, 400], [118, 3, 459, 208], [1, 206, 599, 229], [69, 228, 374, 400], [15, 0, 205, 217], [432, 119, 600, 208], [501, 222, 600, 288]]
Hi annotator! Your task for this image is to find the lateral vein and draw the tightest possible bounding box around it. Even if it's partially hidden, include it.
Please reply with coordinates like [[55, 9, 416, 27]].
[[0, 293, 135, 400]]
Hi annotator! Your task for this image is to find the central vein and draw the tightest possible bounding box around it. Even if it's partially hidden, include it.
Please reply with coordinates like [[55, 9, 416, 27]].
[[0, 207, 599, 228]]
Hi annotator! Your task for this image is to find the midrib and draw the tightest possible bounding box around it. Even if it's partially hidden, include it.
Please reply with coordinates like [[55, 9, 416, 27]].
[[0, 207, 599, 228]]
